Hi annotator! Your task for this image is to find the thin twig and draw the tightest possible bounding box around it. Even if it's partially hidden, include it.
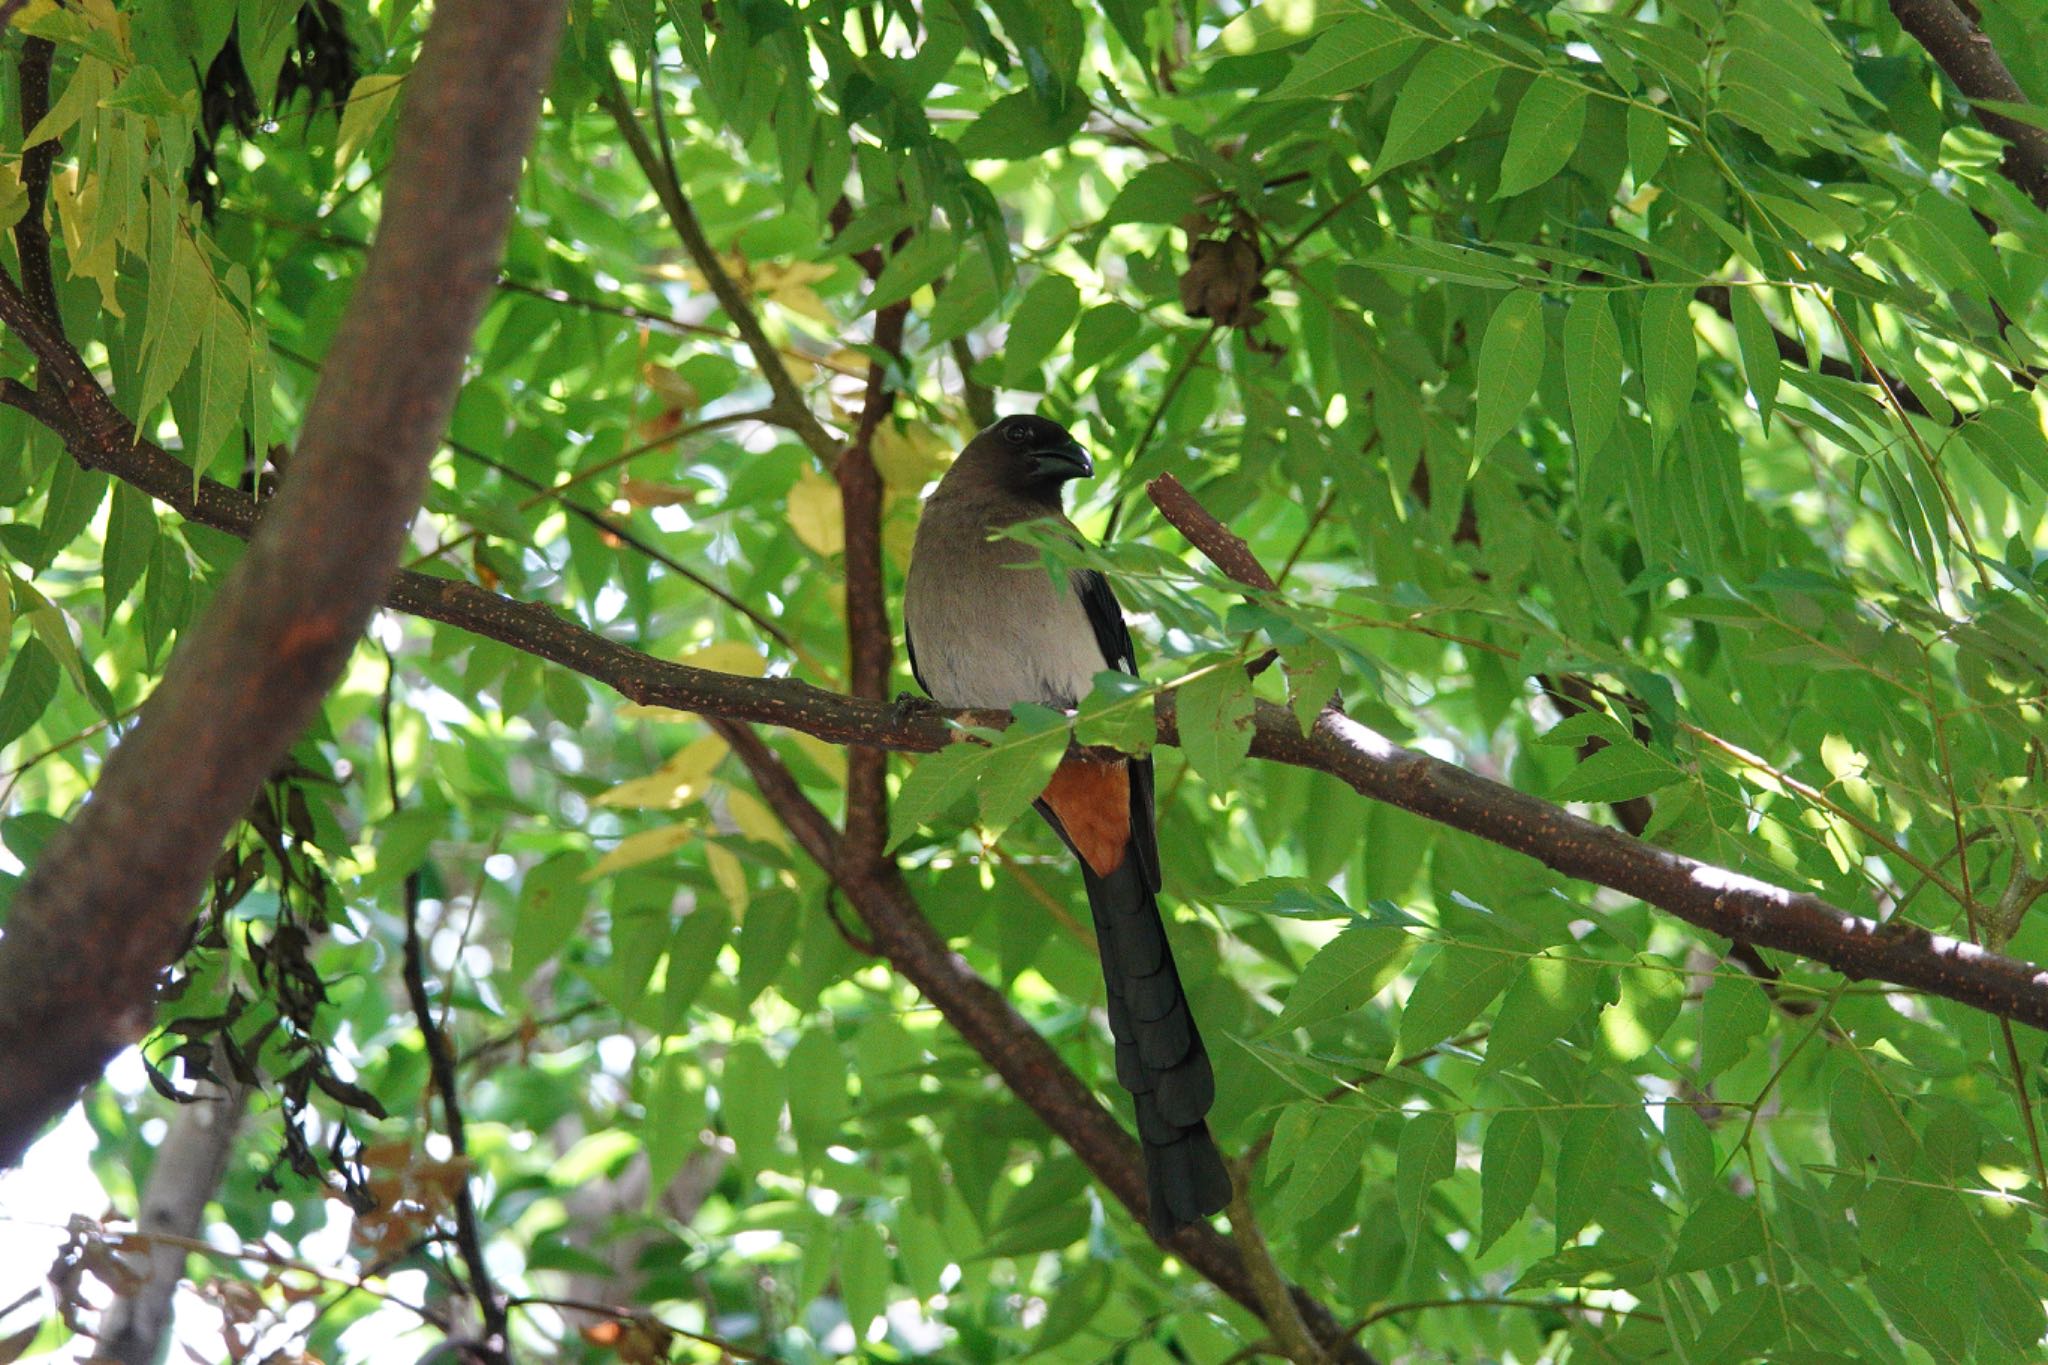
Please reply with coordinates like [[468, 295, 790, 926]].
[[404, 406, 775, 572], [1226, 1163, 1327, 1365], [599, 73, 838, 461], [384, 661, 511, 1363]]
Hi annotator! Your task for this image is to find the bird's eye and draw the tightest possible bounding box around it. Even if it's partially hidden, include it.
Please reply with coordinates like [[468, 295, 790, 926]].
[[1003, 422, 1029, 445]]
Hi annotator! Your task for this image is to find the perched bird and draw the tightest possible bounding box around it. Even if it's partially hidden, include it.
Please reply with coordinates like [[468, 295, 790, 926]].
[[902, 413, 1232, 1236]]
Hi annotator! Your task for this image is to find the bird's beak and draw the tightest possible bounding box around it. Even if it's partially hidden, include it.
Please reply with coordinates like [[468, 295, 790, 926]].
[[1030, 439, 1094, 482]]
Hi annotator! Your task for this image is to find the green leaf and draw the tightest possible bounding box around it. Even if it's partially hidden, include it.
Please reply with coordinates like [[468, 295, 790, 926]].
[[718, 1040, 783, 1174], [1280, 637, 1341, 731], [1261, 13, 1420, 101], [1070, 303, 1144, 371], [888, 742, 987, 850], [1550, 738, 1682, 802], [1595, 955, 1684, 1062], [1472, 289, 1546, 461], [1638, 288, 1697, 450], [1479, 1110, 1543, 1252], [1396, 1108, 1455, 1236], [1496, 76, 1587, 197], [926, 248, 999, 344], [103, 482, 157, 614], [334, 72, 405, 168], [0, 639, 58, 749], [509, 851, 591, 986], [1000, 274, 1082, 385], [1697, 973, 1769, 1080], [867, 231, 956, 312], [191, 299, 248, 478], [643, 1050, 707, 1201], [1176, 663, 1255, 788], [1399, 941, 1520, 1054], [1270, 923, 1414, 1033], [1274, 1102, 1373, 1223], [1555, 1104, 1645, 1242], [1627, 103, 1668, 182], [786, 1027, 851, 1158], [137, 234, 211, 422], [1378, 45, 1503, 169], [1729, 285, 1780, 431], [1563, 291, 1622, 456], [1102, 162, 1211, 227], [836, 1218, 890, 1337], [1669, 1187, 1764, 1272], [1479, 951, 1596, 1076], [1032, 1260, 1111, 1353], [1075, 670, 1155, 755], [955, 88, 1088, 159], [972, 704, 1069, 834]]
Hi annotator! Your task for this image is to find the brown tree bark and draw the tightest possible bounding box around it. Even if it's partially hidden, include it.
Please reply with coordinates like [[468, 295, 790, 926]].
[[0, 0, 568, 1165]]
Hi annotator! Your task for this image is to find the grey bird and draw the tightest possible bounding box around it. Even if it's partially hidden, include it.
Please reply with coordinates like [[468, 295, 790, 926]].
[[902, 413, 1232, 1236]]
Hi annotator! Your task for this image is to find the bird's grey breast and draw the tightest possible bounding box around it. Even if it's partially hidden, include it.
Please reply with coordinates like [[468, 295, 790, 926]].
[[905, 512, 1106, 710]]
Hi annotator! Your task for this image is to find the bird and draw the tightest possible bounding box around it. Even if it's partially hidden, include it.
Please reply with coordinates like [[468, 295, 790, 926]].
[[901, 413, 1232, 1236]]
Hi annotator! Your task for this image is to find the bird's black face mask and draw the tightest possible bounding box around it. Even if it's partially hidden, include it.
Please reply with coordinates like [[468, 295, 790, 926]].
[[983, 414, 1092, 496]]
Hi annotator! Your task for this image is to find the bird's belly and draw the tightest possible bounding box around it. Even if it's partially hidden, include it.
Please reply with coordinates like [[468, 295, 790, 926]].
[[909, 581, 1105, 710]]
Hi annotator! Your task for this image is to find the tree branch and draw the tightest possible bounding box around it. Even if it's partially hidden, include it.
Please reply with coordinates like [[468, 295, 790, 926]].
[[386, 668, 509, 1362], [13, 36, 59, 330], [837, 226, 909, 860], [708, 721, 1378, 1365], [0, 0, 568, 1167], [1889, 0, 2048, 212], [12, 391, 2048, 1064], [98, 1078, 251, 1365]]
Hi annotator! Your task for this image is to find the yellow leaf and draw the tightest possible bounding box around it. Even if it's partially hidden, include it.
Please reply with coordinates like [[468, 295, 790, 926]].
[[723, 788, 789, 849], [0, 162, 28, 236], [50, 168, 120, 315], [871, 423, 952, 491], [595, 734, 730, 810], [585, 822, 695, 878], [335, 74, 405, 170], [6, 0, 58, 30], [790, 731, 847, 785], [684, 642, 765, 677], [617, 704, 699, 722], [705, 841, 749, 915], [788, 468, 844, 557]]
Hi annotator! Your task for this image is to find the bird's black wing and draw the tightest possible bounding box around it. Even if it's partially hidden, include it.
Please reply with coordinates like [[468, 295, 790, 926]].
[[904, 617, 929, 697], [1072, 568, 1160, 893]]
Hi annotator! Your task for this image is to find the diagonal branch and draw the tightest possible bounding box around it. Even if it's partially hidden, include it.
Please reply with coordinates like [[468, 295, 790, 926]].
[[13, 394, 2048, 1045], [0, 0, 568, 1167], [709, 719, 1378, 1365]]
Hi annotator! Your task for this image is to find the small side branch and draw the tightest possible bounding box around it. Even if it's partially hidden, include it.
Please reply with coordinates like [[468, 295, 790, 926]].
[[598, 75, 838, 462], [1890, 0, 2048, 211]]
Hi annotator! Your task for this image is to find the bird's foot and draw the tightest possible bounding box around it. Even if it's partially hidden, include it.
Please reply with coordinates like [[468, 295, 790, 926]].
[[888, 691, 940, 726]]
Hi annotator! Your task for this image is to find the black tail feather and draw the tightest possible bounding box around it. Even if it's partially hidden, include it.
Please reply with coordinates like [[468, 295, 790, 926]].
[[1082, 854, 1232, 1235]]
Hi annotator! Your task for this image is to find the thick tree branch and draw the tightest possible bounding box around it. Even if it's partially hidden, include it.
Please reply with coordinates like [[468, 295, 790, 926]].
[[0, 0, 567, 1166], [98, 1078, 250, 1365], [13, 399, 2048, 1057], [709, 721, 1377, 1365], [1889, 0, 2048, 212]]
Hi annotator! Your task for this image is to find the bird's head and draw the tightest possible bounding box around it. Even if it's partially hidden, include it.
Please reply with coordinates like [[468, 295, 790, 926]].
[[958, 414, 1094, 500]]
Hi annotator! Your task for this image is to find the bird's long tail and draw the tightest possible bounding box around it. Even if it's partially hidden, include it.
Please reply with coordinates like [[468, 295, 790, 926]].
[[1081, 854, 1233, 1235]]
